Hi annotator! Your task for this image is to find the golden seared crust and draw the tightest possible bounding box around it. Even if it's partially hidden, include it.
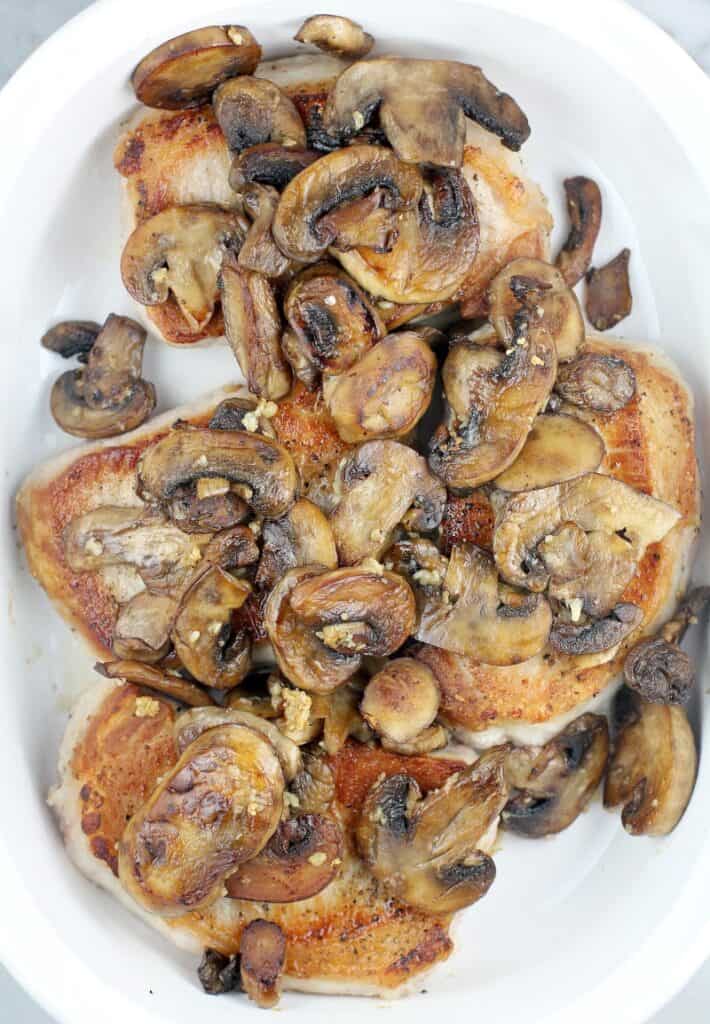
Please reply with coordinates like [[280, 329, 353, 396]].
[[417, 336, 699, 734], [271, 380, 353, 482], [52, 683, 459, 995]]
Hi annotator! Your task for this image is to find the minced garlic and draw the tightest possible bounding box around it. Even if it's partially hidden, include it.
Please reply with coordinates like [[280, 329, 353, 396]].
[[134, 696, 160, 718]]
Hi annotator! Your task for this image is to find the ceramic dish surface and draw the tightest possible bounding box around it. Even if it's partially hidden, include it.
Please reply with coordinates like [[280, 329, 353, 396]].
[[1, 1, 709, 1023]]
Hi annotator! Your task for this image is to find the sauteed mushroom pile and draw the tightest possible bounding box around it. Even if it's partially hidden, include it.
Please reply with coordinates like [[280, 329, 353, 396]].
[[35, 12, 707, 1011]]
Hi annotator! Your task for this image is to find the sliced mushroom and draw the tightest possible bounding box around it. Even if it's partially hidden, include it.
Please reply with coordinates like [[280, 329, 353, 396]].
[[113, 591, 176, 662], [41, 320, 100, 361], [295, 15, 374, 58], [586, 248, 632, 331], [493, 473, 681, 614], [239, 919, 286, 1009], [549, 603, 642, 655], [50, 315, 155, 439], [290, 750, 336, 814], [494, 414, 605, 492], [265, 565, 416, 693], [95, 659, 214, 707], [198, 948, 241, 995], [137, 427, 298, 519], [323, 331, 437, 443], [330, 440, 446, 565], [556, 177, 603, 287], [208, 396, 277, 436], [225, 813, 343, 902], [381, 724, 449, 756], [604, 687, 697, 835], [255, 498, 337, 590], [317, 681, 372, 753], [220, 255, 291, 400], [416, 543, 552, 665], [355, 749, 508, 913], [120, 206, 248, 333], [623, 587, 710, 705], [213, 75, 305, 153], [361, 658, 440, 744], [167, 484, 249, 534], [556, 352, 636, 413], [272, 145, 422, 263], [132, 26, 261, 109], [171, 567, 252, 689], [174, 706, 301, 781], [201, 524, 261, 572], [323, 57, 530, 165], [237, 184, 293, 278], [229, 142, 320, 192], [503, 714, 609, 836], [282, 263, 385, 386], [118, 724, 283, 915]]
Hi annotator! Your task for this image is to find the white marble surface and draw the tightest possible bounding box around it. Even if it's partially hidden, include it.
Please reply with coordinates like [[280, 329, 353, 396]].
[[1, 0, 709, 1021]]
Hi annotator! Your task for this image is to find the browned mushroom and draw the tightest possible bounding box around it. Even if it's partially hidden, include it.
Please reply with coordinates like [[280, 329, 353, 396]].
[[356, 749, 508, 913], [120, 206, 248, 333], [503, 714, 609, 836], [132, 26, 261, 109], [225, 813, 343, 902], [290, 750, 336, 814], [167, 484, 250, 534], [494, 414, 605, 492], [323, 57, 530, 165], [239, 919, 286, 1008], [623, 587, 710, 704], [229, 142, 320, 192], [586, 248, 632, 331], [361, 658, 440, 744], [118, 724, 283, 915], [174, 706, 301, 781], [237, 184, 293, 279], [323, 330, 437, 443], [113, 591, 177, 662], [604, 687, 697, 835], [556, 352, 636, 412], [317, 681, 372, 753], [213, 75, 305, 153], [50, 315, 156, 439], [295, 15, 374, 58], [41, 320, 100, 361], [549, 603, 643, 655], [255, 498, 337, 590], [137, 427, 298, 520], [380, 725, 449, 756], [208, 395, 277, 436], [95, 659, 215, 707], [171, 567, 252, 689], [264, 565, 416, 693], [282, 263, 385, 386], [556, 177, 603, 287], [330, 440, 446, 565], [197, 948, 241, 995], [220, 255, 291, 400]]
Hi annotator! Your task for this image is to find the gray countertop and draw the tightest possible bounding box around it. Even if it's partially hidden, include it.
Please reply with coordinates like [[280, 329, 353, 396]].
[[1, 0, 709, 1021]]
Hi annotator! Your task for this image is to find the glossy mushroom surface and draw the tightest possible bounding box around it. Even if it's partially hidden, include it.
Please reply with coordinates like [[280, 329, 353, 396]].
[[556, 351, 636, 412], [213, 75, 305, 152], [555, 176, 602, 287], [239, 919, 286, 1008], [361, 658, 440, 744], [586, 248, 633, 331], [295, 15, 374, 58]]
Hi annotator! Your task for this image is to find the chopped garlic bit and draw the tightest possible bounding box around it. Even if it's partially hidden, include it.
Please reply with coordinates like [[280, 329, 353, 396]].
[[412, 568, 442, 587], [281, 688, 312, 738], [242, 411, 259, 432], [369, 527, 386, 543], [243, 398, 279, 433], [134, 696, 160, 718], [189, 629, 201, 644], [232, 483, 254, 500], [531, 355, 545, 367], [194, 454, 208, 468], [85, 537, 104, 557], [227, 28, 244, 44], [196, 476, 230, 500], [360, 557, 385, 575], [324, 294, 337, 306], [247, 519, 262, 536], [284, 791, 301, 809], [308, 851, 327, 867], [208, 620, 223, 636], [352, 110, 365, 130], [567, 598, 584, 623]]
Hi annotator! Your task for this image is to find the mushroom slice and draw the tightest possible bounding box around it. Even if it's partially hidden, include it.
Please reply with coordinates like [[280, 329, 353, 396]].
[[225, 813, 343, 902], [323, 57, 530, 165], [50, 314, 156, 439], [355, 749, 508, 913], [556, 352, 636, 413], [238, 184, 292, 279], [272, 145, 422, 263], [198, 949, 240, 995], [255, 498, 337, 590], [113, 591, 177, 662], [330, 440, 446, 565], [120, 206, 248, 333], [95, 660, 214, 708], [586, 248, 633, 331], [623, 587, 710, 705], [555, 177, 603, 287], [323, 331, 437, 443], [118, 723, 283, 916], [167, 485, 249, 535], [317, 681, 372, 754], [549, 603, 643, 656], [137, 427, 298, 519], [282, 263, 385, 385], [264, 565, 416, 694], [174, 707, 301, 781], [361, 658, 440, 744], [220, 256, 291, 400], [416, 544, 552, 666], [131, 26, 262, 109], [381, 725, 449, 756], [503, 714, 609, 837], [171, 567, 252, 689], [494, 414, 605, 492], [229, 142, 320, 193], [291, 750, 336, 814], [239, 919, 286, 1009], [295, 15, 374, 58], [213, 75, 305, 153], [41, 320, 100, 361], [604, 688, 697, 835], [493, 473, 681, 611]]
